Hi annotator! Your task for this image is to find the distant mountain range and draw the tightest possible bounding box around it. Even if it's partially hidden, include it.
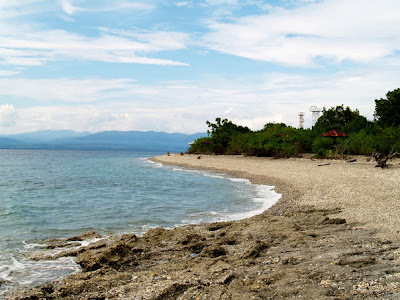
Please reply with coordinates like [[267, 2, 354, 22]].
[[0, 130, 206, 152]]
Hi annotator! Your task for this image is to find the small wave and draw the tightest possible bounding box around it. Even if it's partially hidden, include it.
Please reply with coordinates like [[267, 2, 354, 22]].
[[172, 167, 184, 171], [144, 158, 163, 168], [179, 211, 225, 225], [8, 257, 80, 286], [169, 166, 226, 179], [228, 178, 251, 184], [0, 249, 82, 293], [203, 173, 225, 179], [22, 241, 45, 251], [79, 238, 103, 247]]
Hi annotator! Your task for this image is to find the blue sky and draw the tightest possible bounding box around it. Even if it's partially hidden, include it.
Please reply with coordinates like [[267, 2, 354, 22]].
[[0, 0, 400, 134]]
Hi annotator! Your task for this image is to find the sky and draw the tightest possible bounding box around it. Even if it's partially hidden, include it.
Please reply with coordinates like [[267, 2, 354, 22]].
[[0, 0, 400, 134]]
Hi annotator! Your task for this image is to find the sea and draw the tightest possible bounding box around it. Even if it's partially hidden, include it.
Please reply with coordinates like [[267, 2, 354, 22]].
[[0, 149, 280, 295]]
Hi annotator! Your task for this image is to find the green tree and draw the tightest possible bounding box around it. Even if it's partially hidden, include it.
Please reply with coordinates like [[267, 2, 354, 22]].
[[313, 105, 369, 135], [187, 137, 213, 154], [374, 88, 400, 127], [206, 118, 250, 154], [234, 123, 309, 157]]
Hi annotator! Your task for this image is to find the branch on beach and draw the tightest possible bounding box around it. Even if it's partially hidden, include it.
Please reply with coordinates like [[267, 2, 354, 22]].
[[334, 143, 348, 159], [372, 145, 400, 168]]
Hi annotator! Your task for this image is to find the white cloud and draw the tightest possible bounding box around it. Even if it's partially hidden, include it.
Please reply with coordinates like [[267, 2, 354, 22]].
[[0, 1, 188, 67], [0, 78, 139, 103], [0, 0, 398, 134], [175, 1, 190, 7], [99, 28, 190, 52], [0, 28, 190, 67], [59, 0, 82, 15], [0, 104, 18, 128], [58, 0, 155, 15], [205, 0, 238, 5], [0, 0, 45, 18], [0, 65, 397, 133], [202, 0, 400, 66], [0, 70, 20, 76], [112, 2, 155, 11]]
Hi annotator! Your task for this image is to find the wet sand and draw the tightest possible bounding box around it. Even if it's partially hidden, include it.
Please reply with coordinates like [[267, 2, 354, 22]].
[[6, 154, 400, 299]]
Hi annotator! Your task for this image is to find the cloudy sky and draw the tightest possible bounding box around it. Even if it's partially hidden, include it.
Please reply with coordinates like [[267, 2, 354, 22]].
[[0, 0, 399, 134]]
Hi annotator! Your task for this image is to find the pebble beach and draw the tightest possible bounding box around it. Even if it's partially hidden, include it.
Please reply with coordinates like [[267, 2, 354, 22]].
[[156, 154, 400, 241]]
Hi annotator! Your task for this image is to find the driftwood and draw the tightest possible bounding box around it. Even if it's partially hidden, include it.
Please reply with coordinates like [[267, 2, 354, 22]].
[[345, 158, 357, 163], [372, 145, 400, 168], [318, 163, 330, 166]]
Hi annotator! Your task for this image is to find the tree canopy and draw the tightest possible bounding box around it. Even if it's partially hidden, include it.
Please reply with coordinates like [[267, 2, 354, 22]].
[[374, 88, 400, 127], [313, 105, 369, 134], [206, 118, 250, 154], [189, 89, 400, 158]]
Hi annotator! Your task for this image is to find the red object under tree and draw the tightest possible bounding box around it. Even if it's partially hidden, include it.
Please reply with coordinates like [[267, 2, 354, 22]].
[[320, 130, 348, 137]]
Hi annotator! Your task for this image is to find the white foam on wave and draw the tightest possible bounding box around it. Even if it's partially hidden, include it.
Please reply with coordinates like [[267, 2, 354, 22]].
[[228, 178, 251, 184], [0, 237, 106, 295], [11, 256, 80, 285], [22, 241, 45, 251], [79, 237, 103, 248], [172, 167, 184, 171], [143, 158, 163, 168], [204, 187, 280, 223], [169, 165, 227, 179], [0, 255, 81, 297], [203, 173, 225, 179], [178, 211, 224, 226]]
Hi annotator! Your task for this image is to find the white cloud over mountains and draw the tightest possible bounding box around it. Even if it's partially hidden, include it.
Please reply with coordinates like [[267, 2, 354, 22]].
[[0, 65, 397, 133], [0, 104, 18, 128]]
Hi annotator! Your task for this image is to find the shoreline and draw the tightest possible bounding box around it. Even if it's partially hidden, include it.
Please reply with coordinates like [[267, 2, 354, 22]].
[[150, 158, 285, 221], [6, 154, 400, 299], [153, 154, 400, 241], [151, 156, 304, 218]]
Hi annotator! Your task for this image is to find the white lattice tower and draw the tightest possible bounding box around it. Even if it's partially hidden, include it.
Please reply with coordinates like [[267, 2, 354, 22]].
[[309, 106, 323, 127], [298, 112, 304, 129]]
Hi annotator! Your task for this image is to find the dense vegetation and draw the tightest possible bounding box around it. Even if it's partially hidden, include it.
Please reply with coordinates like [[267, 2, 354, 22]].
[[188, 88, 400, 158]]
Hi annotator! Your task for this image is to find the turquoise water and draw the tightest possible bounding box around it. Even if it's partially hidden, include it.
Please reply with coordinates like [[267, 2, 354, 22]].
[[0, 150, 280, 294]]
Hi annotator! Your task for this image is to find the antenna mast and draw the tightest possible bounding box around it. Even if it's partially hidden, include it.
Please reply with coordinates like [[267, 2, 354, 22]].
[[298, 112, 304, 129]]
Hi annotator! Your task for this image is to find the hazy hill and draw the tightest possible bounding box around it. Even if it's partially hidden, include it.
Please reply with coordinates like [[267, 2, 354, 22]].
[[0, 137, 27, 148], [0, 130, 205, 152], [51, 131, 205, 152], [7, 130, 90, 143]]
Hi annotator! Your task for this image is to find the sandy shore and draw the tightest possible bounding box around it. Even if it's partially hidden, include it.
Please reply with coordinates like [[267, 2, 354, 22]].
[[5, 154, 400, 299], [155, 154, 400, 241]]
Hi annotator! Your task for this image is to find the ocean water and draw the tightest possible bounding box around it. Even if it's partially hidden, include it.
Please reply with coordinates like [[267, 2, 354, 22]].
[[0, 149, 280, 294]]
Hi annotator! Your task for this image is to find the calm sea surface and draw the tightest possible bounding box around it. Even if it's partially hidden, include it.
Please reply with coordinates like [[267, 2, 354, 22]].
[[0, 149, 280, 294]]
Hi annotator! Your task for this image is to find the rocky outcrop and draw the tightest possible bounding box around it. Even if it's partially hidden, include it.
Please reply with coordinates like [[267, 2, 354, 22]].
[[6, 208, 400, 299]]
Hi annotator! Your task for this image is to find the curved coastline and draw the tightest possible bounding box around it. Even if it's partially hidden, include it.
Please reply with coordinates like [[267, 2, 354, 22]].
[[153, 154, 400, 241], [6, 154, 400, 299], [150, 156, 303, 218], [150, 158, 285, 222]]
